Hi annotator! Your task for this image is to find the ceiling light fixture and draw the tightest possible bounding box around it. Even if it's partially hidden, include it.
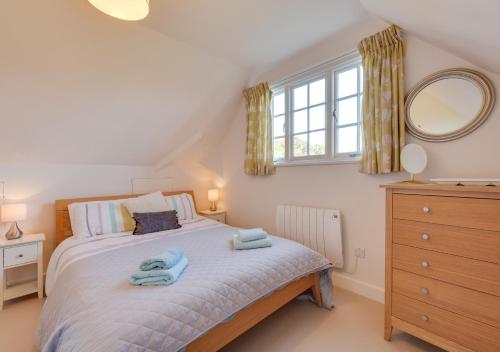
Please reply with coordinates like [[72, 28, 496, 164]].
[[88, 0, 150, 21]]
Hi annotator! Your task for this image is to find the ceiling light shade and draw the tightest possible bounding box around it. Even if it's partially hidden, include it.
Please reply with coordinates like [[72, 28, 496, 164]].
[[88, 0, 150, 21]]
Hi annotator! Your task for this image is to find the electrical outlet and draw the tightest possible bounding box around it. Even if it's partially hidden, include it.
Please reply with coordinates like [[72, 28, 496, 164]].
[[354, 248, 366, 259]]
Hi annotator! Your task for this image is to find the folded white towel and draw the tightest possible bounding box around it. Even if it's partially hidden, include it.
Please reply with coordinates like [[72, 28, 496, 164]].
[[238, 228, 267, 242]]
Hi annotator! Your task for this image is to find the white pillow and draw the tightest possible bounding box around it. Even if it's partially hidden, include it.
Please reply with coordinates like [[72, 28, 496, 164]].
[[123, 191, 170, 215], [164, 193, 196, 220], [68, 199, 134, 238]]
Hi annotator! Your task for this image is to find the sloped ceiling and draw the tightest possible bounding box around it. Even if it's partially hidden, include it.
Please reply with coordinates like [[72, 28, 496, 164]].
[[360, 0, 500, 75], [0, 1, 248, 165], [144, 0, 368, 68], [2, 0, 497, 166], [0, 0, 368, 166]]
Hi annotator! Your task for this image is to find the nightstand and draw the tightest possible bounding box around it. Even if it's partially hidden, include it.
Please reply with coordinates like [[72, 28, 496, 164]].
[[199, 210, 226, 224], [0, 233, 45, 309]]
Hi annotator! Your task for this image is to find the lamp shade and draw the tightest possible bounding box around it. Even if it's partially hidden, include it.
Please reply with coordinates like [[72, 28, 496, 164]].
[[1, 203, 27, 222], [88, 0, 150, 21], [207, 189, 219, 202]]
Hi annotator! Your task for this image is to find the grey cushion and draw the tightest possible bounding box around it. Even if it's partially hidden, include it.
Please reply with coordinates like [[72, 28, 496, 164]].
[[132, 210, 181, 235]]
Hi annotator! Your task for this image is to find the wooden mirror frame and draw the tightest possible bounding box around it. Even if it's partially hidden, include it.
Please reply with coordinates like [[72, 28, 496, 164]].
[[405, 68, 495, 142]]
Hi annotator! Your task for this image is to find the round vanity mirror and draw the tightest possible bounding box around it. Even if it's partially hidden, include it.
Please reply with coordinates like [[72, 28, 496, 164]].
[[405, 68, 495, 142], [400, 144, 427, 182]]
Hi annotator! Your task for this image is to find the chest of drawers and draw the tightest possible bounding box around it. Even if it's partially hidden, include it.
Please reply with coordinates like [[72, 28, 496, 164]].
[[383, 183, 500, 352]]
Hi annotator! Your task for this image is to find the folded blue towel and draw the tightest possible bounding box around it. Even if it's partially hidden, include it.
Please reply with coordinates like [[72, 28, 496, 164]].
[[139, 247, 184, 271], [131, 256, 188, 286], [233, 235, 272, 250], [238, 228, 267, 242]]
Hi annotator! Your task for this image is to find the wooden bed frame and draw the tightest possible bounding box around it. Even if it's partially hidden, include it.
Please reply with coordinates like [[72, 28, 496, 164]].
[[54, 191, 323, 352]]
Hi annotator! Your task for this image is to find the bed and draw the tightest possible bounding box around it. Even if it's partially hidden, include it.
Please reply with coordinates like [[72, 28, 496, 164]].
[[36, 191, 333, 352]]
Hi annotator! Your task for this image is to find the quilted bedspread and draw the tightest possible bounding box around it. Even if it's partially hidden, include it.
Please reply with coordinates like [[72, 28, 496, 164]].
[[36, 220, 333, 352]]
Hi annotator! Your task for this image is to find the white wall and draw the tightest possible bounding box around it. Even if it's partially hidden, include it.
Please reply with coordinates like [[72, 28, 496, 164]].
[[204, 18, 500, 302]]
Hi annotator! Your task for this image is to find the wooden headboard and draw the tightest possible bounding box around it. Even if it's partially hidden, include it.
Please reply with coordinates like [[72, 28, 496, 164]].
[[54, 190, 197, 247]]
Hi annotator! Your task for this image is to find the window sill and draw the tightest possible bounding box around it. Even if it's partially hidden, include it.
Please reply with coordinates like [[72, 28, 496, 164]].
[[273, 158, 360, 168]]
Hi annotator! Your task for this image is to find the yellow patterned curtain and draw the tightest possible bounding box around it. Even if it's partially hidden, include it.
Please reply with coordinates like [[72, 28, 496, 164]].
[[358, 25, 405, 174], [243, 82, 275, 176]]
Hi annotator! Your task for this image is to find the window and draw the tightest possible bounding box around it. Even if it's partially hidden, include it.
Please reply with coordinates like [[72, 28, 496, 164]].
[[271, 52, 363, 165], [334, 65, 363, 156], [292, 78, 326, 158]]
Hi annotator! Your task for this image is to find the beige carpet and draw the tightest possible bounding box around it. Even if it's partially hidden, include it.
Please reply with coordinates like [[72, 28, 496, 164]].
[[0, 288, 441, 352]]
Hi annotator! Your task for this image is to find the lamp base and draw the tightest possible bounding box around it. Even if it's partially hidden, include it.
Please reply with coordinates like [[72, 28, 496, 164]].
[[5, 222, 23, 240], [209, 202, 217, 212]]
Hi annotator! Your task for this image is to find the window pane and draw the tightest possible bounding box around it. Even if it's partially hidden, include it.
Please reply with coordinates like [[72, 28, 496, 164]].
[[309, 105, 325, 130], [338, 97, 357, 126], [273, 93, 285, 116], [293, 133, 307, 157], [337, 126, 358, 153], [309, 79, 325, 105], [309, 131, 325, 155], [273, 115, 285, 137], [338, 67, 358, 98], [293, 85, 308, 110], [359, 66, 364, 93], [293, 109, 307, 134], [273, 137, 285, 160]]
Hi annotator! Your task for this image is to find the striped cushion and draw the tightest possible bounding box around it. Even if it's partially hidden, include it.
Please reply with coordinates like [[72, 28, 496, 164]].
[[164, 193, 196, 220], [68, 200, 134, 238]]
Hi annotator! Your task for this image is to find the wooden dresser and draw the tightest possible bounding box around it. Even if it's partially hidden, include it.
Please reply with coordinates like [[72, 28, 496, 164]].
[[383, 183, 500, 352]]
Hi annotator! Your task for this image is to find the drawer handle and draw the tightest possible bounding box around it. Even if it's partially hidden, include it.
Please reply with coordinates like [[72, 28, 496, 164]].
[[421, 260, 429, 268], [421, 233, 430, 241], [420, 287, 429, 296], [17, 254, 24, 258], [420, 314, 429, 322], [422, 207, 430, 214]]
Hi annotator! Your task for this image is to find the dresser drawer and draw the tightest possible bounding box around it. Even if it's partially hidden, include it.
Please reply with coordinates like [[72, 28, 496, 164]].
[[393, 194, 500, 231], [393, 244, 500, 296], [392, 293, 500, 352], [393, 269, 500, 328], [393, 219, 500, 264], [4, 243, 38, 267]]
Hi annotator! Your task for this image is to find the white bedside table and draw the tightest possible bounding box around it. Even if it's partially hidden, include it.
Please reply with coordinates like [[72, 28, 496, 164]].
[[199, 210, 226, 224], [0, 233, 45, 309]]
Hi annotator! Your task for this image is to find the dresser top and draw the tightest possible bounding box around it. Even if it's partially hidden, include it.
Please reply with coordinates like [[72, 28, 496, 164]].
[[381, 182, 500, 195]]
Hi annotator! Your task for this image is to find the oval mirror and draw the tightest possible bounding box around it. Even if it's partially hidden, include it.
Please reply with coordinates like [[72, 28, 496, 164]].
[[405, 68, 495, 142]]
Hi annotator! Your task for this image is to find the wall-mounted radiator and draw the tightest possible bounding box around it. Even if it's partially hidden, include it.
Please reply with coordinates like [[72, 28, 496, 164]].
[[276, 205, 343, 268]]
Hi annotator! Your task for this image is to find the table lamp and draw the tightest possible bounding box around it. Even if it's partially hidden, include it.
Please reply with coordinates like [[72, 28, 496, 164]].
[[1, 203, 27, 240], [208, 189, 219, 212]]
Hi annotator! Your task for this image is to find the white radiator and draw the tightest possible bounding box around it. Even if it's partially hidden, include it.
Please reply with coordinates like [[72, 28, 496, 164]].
[[276, 205, 343, 268]]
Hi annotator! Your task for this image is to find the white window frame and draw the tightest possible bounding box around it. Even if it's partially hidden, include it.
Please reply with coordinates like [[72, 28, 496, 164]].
[[270, 51, 362, 166], [333, 63, 363, 161], [289, 73, 329, 162]]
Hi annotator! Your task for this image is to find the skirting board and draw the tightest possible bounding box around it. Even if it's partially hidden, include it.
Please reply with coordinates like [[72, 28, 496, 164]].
[[332, 272, 384, 304]]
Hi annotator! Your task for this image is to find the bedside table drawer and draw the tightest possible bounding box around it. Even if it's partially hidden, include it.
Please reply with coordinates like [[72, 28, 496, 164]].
[[211, 213, 226, 223], [4, 243, 38, 267]]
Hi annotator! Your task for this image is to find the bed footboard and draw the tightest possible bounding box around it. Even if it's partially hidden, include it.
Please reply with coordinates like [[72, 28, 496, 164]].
[[186, 271, 322, 352]]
